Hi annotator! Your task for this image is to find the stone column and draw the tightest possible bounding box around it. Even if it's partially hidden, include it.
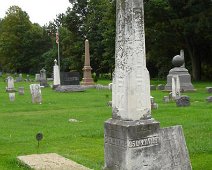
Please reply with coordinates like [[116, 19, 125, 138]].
[[104, 0, 192, 169], [81, 39, 94, 85], [112, 0, 151, 121], [53, 59, 60, 88]]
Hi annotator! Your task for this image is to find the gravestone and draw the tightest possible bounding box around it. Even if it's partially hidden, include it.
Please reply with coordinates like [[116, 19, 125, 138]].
[[163, 96, 170, 103], [53, 59, 60, 88], [104, 0, 192, 169], [18, 87, 24, 95], [17, 153, 91, 170], [16, 73, 23, 82], [6, 76, 16, 92], [0, 71, 2, 77], [206, 87, 212, 93], [35, 74, 41, 82], [172, 75, 181, 100], [157, 84, 165, 90], [26, 74, 30, 82], [150, 85, 156, 90], [9, 93, 15, 102], [81, 39, 95, 85], [176, 96, 190, 107], [60, 71, 80, 85], [206, 96, 212, 102], [150, 96, 158, 109], [165, 51, 195, 92], [40, 68, 48, 87], [30, 84, 42, 104]]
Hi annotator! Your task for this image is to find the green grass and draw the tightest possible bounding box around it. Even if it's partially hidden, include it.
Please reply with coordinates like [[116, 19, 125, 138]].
[[0, 79, 211, 170]]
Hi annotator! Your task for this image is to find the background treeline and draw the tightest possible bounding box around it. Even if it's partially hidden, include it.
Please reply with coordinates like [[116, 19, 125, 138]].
[[0, 0, 211, 80]]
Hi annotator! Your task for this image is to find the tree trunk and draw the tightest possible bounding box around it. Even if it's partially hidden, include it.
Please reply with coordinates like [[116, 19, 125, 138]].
[[185, 37, 201, 81]]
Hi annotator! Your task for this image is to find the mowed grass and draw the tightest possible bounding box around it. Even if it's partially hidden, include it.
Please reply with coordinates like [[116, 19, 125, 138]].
[[0, 79, 211, 170]]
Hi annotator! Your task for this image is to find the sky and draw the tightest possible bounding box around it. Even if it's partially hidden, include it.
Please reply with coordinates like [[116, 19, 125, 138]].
[[0, 0, 71, 26]]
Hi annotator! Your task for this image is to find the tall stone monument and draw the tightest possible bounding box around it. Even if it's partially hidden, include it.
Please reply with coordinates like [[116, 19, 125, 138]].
[[81, 39, 94, 85], [53, 59, 61, 88], [104, 0, 192, 169], [172, 75, 181, 100], [165, 50, 195, 91]]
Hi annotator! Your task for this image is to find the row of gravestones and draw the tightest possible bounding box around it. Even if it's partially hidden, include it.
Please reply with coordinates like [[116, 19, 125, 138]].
[[6, 76, 42, 103]]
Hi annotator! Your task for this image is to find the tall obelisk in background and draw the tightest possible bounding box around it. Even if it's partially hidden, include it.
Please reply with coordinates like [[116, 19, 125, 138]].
[[81, 39, 94, 85], [104, 0, 192, 169]]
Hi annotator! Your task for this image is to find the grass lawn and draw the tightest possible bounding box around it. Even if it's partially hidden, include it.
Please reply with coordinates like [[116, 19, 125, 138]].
[[0, 78, 211, 170]]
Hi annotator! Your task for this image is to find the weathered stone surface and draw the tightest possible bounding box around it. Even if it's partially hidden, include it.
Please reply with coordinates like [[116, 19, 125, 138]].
[[40, 68, 48, 87], [206, 87, 212, 93], [18, 87, 24, 95], [35, 74, 41, 82], [163, 96, 170, 103], [165, 50, 195, 92], [9, 93, 15, 102], [104, 119, 192, 170], [55, 85, 85, 92], [112, 0, 151, 121], [17, 153, 91, 170], [150, 85, 156, 90], [206, 96, 212, 102], [157, 84, 165, 90], [6, 76, 16, 92], [30, 84, 42, 104], [172, 75, 181, 100], [176, 96, 190, 107]]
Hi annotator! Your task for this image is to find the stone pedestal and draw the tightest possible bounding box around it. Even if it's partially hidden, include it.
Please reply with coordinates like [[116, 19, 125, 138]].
[[104, 119, 192, 170], [81, 39, 94, 85], [165, 67, 195, 92]]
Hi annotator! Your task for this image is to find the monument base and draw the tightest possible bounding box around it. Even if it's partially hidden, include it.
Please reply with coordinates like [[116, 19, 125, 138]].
[[81, 78, 95, 85], [55, 85, 85, 92], [104, 118, 192, 170], [165, 67, 195, 92]]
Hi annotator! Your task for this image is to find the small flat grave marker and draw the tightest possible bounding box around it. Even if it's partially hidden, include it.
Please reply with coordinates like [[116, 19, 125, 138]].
[[17, 153, 91, 170]]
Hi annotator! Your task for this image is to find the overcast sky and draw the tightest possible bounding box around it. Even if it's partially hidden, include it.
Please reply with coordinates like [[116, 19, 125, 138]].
[[0, 0, 71, 26]]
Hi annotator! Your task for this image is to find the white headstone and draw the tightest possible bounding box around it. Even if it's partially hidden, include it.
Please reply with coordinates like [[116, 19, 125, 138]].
[[30, 84, 42, 104], [35, 74, 41, 82], [172, 75, 181, 100], [7, 76, 14, 89], [9, 93, 15, 102], [53, 59, 60, 87]]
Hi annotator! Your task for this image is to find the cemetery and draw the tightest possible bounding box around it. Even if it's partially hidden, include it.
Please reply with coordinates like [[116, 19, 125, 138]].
[[0, 0, 211, 170], [0, 75, 211, 170]]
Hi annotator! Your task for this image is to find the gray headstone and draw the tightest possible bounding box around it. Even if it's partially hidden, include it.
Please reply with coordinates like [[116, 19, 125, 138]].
[[206, 87, 212, 93], [40, 68, 48, 87], [157, 84, 165, 90], [206, 96, 212, 102], [150, 85, 156, 90], [35, 74, 41, 82], [60, 71, 80, 85], [55, 85, 85, 93], [165, 51, 195, 92], [176, 96, 190, 107], [18, 87, 24, 95], [104, 119, 192, 170], [6, 76, 16, 92], [163, 96, 170, 103], [16, 73, 23, 82]]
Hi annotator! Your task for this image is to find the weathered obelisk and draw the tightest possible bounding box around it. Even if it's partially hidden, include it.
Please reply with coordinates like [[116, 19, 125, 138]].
[[104, 0, 192, 169], [81, 39, 94, 85]]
